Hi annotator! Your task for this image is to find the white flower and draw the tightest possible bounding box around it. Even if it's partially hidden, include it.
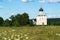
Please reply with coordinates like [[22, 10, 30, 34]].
[[17, 35, 20, 37], [27, 33, 30, 34], [24, 34, 27, 36], [26, 37, 29, 39], [8, 38, 11, 40], [56, 33, 60, 36], [12, 29, 16, 32], [15, 35, 17, 36], [20, 36, 23, 38], [4, 31, 7, 33], [0, 33, 1, 36], [4, 37, 7, 40], [11, 35, 14, 39]]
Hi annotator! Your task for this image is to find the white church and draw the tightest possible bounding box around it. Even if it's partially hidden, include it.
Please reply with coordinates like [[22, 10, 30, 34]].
[[33, 8, 47, 25]]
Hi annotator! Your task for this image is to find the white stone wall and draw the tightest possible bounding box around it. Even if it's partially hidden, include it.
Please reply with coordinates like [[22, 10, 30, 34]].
[[39, 11, 44, 16], [36, 16, 47, 25]]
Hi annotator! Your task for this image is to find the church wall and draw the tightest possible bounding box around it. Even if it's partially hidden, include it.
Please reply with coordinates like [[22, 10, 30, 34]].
[[39, 11, 44, 16], [36, 16, 47, 25]]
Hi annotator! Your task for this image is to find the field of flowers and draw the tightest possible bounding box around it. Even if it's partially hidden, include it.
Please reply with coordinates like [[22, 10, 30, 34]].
[[0, 26, 60, 40]]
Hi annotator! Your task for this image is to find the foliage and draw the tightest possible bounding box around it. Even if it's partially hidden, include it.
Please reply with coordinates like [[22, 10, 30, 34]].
[[0, 12, 29, 26], [9, 12, 29, 26], [47, 18, 60, 25], [3, 19, 11, 26], [0, 17, 4, 26], [21, 13, 29, 25]]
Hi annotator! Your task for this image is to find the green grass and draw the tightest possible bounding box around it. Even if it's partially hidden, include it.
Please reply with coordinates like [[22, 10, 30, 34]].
[[0, 26, 60, 40]]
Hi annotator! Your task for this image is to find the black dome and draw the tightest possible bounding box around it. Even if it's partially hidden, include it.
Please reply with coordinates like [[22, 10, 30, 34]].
[[39, 8, 43, 11]]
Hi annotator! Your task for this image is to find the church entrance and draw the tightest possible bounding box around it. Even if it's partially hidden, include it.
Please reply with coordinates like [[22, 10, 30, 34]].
[[42, 22, 44, 25]]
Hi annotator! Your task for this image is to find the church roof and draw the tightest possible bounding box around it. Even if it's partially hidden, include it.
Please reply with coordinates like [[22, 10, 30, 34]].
[[39, 8, 43, 11]]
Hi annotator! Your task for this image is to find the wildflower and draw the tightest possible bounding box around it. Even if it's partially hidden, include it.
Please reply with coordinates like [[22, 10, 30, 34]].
[[26, 37, 29, 39], [4, 31, 7, 33], [14, 36, 20, 40], [3, 37, 7, 40], [11, 35, 14, 39], [12, 29, 16, 32], [17, 35, 20, 37], [27, 33, 30, 34], [56, 33, 60, 36], [0, 33, 1, 36], [8, 38, 11, 40], [24, 34, 27, 36]]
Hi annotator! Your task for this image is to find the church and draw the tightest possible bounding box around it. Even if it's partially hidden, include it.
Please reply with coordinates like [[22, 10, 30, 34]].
[[33, 8, 47, 25]]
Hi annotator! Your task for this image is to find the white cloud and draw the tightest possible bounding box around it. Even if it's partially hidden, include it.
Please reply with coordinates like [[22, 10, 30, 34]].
[[21, 0, 28, 2], [0, 5, 4, 9], [47, 15, 60, 18], [21, 0, 32, 2], [48, 0, 60, 2]]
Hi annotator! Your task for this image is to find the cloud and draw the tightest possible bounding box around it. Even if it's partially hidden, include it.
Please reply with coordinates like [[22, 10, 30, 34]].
[[21, 0, 28, 2], [0, 5, 4, 9], [48, 0, 60, 2], [21, 0, 32, 2], [47, 15, 60, 18]]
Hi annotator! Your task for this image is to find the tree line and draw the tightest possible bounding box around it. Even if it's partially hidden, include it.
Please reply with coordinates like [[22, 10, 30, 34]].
[[0, 12, 60, 27], [47, 18, 60, 26], [0, 12, 29, 27]]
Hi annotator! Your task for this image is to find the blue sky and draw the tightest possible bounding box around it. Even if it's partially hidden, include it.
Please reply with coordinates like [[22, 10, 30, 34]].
[[0, 0, 60, 19]]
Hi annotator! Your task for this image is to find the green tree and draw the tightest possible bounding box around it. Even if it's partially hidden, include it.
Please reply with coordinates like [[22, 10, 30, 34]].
[[21, 12, 29, 25], [9, 15, 15, 26], [0, 17, 4, 26], [9, 13, 29, 26], [3, 19, 11, 26], [14, 14, 21, 26]]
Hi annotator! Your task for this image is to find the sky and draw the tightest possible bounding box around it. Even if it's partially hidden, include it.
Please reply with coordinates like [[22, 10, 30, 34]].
[[0, 0, 60, 19]]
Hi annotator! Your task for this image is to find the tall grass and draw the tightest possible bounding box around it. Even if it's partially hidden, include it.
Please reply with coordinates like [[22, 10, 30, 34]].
[[0, 26, 60, 40]]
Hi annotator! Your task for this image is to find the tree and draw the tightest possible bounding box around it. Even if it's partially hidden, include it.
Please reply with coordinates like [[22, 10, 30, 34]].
[[9, 15, 15, 26], [21, 12, 29, 25], [9, 13, 29, 26], [13, 14, 21, 26], [3, 19, 11, 26], [0, 17, 4, 26]]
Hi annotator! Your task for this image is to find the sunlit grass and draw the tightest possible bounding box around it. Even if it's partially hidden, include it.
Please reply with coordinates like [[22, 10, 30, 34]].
[[0, 26, 60, 40]]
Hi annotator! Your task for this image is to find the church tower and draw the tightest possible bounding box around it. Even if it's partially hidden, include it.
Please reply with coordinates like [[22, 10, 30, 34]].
[[36, 8, 47, 25], [39, 8, 44, 16]]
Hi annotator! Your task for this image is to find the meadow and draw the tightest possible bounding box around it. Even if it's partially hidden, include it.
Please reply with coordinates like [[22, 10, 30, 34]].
[[0, 26, 60, 40]]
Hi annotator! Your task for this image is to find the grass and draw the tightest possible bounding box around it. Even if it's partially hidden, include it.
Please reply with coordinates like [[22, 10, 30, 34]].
[[0, 26, 60, 40]]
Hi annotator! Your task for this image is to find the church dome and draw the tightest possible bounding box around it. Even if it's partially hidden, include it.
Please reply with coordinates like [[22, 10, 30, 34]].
[[39, 8, 43, 11]]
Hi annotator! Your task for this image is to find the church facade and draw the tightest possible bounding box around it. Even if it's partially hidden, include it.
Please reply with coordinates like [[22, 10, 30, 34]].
[[33, 8, 47, 25]]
